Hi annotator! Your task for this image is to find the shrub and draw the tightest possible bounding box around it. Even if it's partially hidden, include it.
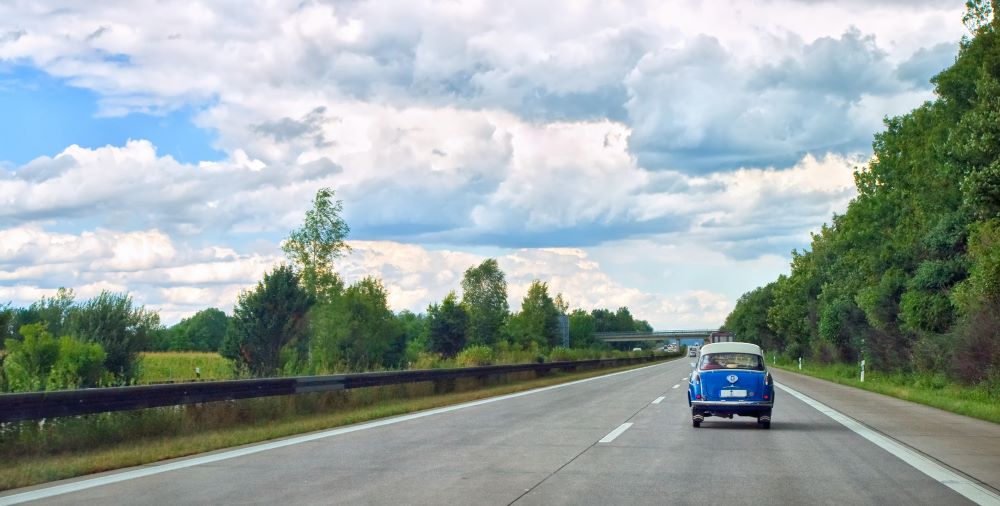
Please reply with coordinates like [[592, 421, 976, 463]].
[[412, 352, 449, 369], [456, 345, 494, 367], [2, 324, 107, 392], [47, 337, 107, 390], [3, 324, 60, 392], [547, 347, 579, 362]]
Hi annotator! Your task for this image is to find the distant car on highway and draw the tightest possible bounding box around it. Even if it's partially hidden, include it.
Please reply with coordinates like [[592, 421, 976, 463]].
[[687, 342, 773, 429], [687, 346, 698, 357]]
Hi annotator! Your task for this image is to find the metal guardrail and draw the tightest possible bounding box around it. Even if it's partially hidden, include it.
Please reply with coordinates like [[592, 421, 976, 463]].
[[0, 355, 672, 423]]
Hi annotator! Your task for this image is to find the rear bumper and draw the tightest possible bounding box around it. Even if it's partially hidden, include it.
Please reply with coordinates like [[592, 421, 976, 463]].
[[691, 400, 772, 415]]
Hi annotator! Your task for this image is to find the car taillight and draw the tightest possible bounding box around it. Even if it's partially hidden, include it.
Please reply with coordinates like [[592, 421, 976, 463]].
[[764, 373, 772, 386], [695, 394, 701, 399], [764, 394, 769, 400]]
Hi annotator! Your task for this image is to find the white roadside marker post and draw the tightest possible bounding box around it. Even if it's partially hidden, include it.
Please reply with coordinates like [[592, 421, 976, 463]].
[[798, 357, 802, 370], [860, 360, 865, 383]]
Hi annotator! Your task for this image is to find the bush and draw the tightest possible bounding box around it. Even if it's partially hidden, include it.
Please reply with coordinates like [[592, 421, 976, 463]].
[[47, 336, 107, 390], [3, 324, 59, 392], [811, 340, 836, 365], [411, 352, 449, 369], [950, 300, 1000, 384], [456, 345, 494, 367], [547, 347, 580, 362], [911, 332, 951, 373], [2, 324, 107, 392]]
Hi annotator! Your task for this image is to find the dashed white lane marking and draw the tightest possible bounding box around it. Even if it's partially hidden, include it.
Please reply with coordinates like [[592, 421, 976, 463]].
[[777, 383, 1000, 506], [599, 423, 634, 443], [672, 384, 680, 389], [652, 396, 665, 404], [0, 361, 684, 506]]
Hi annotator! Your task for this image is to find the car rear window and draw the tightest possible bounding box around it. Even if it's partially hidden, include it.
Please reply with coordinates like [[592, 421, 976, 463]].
[[699, 352, 764, 371]]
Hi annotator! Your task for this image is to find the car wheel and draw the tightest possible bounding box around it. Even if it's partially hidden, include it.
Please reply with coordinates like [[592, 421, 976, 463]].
[[693, 418, 701, 428], [758, 414, 771, 429], [761, 421, 771, 429]]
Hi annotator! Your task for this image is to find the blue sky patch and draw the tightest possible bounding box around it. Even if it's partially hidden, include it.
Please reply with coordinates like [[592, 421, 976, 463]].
[[0, 65, 222, 166]]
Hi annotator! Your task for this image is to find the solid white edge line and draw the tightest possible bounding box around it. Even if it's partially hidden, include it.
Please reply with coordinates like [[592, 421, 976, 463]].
[[652, 396, 665, 404], [776, 383, 1000, 506], [0, 359, 683, 506], [599, 422, 633, 443]]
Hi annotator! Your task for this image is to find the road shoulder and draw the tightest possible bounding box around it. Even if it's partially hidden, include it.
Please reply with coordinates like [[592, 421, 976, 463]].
[[772, 368, 1000, 494]]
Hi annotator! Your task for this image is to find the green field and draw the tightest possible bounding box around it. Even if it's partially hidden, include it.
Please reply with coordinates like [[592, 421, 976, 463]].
[[772, 360, 1000, 425], [138, 352, 235, 383]]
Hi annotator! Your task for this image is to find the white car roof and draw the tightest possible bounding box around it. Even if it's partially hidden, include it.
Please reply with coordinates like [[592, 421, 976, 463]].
[[698, 342, 763, 356]]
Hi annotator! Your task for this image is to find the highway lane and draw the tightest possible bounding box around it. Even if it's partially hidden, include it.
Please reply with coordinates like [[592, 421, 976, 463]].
[[2, 358, 980, 505]]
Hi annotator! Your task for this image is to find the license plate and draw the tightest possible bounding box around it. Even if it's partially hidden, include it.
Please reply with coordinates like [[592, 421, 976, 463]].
[[720, 389, 747, 398]]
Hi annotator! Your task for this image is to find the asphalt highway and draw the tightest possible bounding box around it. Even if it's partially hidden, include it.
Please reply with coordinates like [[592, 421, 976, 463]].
[[2, 358, 987, 505]]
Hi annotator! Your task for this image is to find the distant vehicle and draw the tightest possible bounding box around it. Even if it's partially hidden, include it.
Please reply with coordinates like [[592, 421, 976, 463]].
[[687, 342, 773, 429], [687, 347, 698, 357]]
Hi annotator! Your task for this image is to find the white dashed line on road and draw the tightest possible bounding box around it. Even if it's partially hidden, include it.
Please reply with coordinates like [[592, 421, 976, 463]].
[[672, 384, 680, 389], [599, 423, 633, 443], [652, 396, 665, 404]]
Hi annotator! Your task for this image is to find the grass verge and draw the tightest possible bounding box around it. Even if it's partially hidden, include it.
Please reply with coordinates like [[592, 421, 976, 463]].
[[138, 352, 235, 383], [0, 360, 666, 492], [772, 361, 1000, 424]]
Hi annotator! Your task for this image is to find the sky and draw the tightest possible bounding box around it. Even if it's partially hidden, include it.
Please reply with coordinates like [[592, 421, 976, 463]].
[[0, 0, 968, 328]]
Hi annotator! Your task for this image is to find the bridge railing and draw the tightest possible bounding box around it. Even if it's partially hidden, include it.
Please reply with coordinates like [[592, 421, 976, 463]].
[[0, 355, 675, 423]]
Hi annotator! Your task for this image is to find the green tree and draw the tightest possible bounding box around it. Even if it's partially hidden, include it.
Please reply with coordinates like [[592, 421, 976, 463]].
[[223, 265, 312, 377], [461, 259, 509, 346], [0, 303, 14, 347], [507, 281, 561, 349], [69, 291, 159, 382], [568, 309, 598, 348], [13, 288, 76, 340], [397, 310, 430, 364], [283, 187, 350, 303], [310, 277, 403, 371], [724, 283, 782, 351], [168, 308, 230, 351], [427, 292, 468, 357]]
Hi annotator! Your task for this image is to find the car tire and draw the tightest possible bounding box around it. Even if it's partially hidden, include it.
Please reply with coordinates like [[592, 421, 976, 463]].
[[693, 419, 701, 427], [758, 414, 771, 429], [760, 421, 771, 429]]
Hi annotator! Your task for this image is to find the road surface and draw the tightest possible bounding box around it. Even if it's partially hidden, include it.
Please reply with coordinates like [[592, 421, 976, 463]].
[[3, 358, 994, 505]]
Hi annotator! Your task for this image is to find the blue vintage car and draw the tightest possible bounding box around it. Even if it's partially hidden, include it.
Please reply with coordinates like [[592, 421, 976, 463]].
[[687, 342, 774, 429]]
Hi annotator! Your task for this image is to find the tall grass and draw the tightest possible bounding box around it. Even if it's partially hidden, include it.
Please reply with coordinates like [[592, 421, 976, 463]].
[[772, 358, 1000, 424], [137, 352, 235, 383]]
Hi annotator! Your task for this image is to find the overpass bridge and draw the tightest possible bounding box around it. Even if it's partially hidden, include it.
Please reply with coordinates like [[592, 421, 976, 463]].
[[594, 329, 728, 343]]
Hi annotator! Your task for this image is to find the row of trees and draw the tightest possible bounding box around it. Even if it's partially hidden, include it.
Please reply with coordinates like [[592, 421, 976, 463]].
[[220, 189, 655, 376], [724, 4, 1000, 385]]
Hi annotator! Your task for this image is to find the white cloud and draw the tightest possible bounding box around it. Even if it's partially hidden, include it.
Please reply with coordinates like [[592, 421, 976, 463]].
[[0, 0, 968, 327]]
